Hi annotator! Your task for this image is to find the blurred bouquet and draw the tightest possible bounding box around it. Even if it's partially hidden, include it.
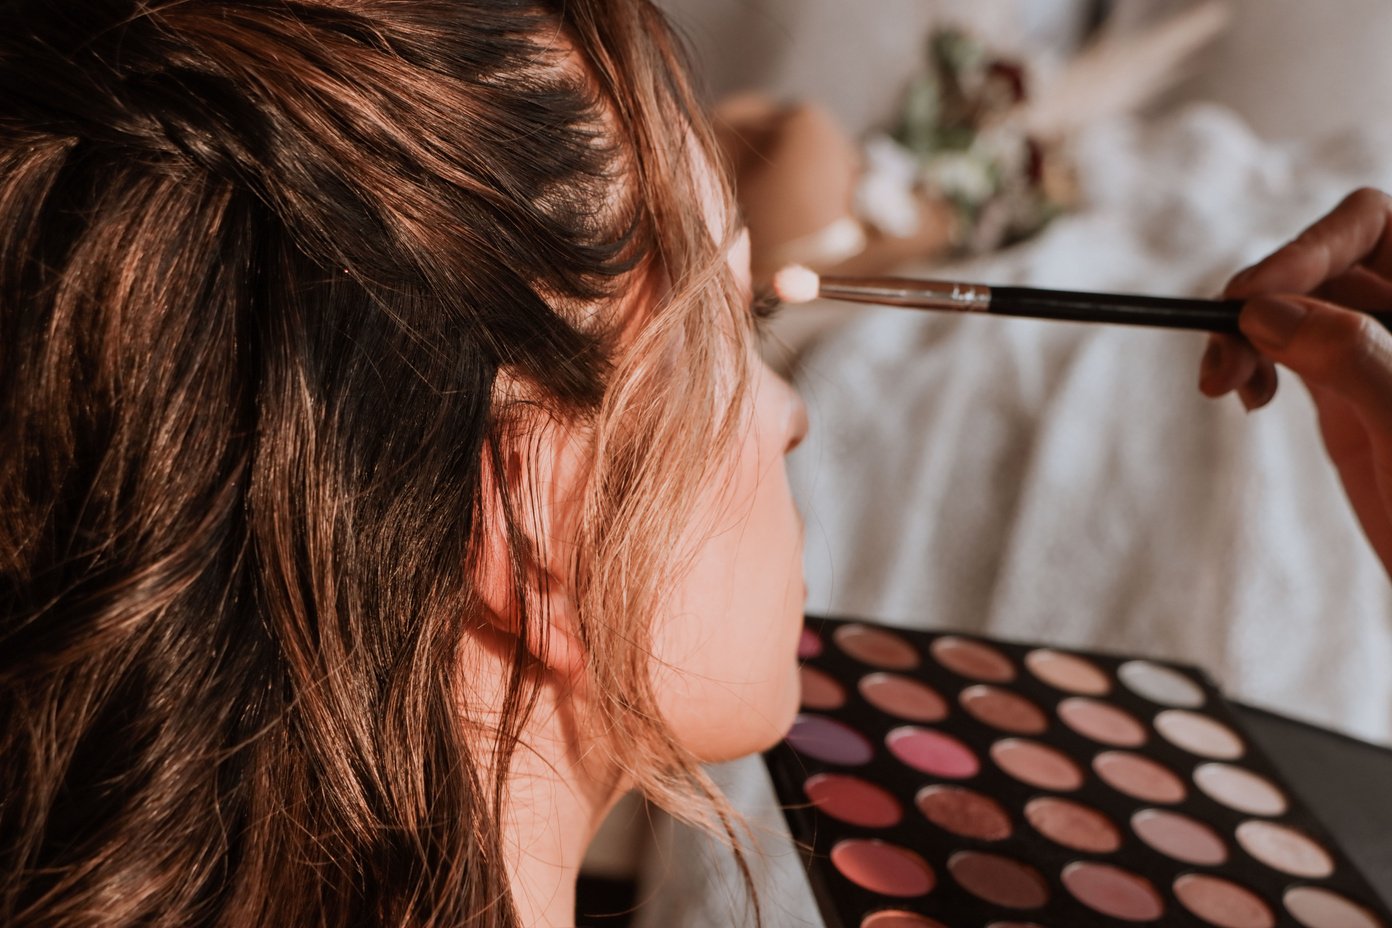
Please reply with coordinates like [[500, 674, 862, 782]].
[[717, 3, 1228, 280], [858, 27, 1075, 257]]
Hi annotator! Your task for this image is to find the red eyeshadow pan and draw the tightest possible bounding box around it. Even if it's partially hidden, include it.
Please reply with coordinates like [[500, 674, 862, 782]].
[[805, 773, 902, 829], [830, 839, 934, 898]]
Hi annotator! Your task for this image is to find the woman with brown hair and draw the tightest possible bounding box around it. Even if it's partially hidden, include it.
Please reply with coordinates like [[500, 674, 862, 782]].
[[0, 1, 807, 925]]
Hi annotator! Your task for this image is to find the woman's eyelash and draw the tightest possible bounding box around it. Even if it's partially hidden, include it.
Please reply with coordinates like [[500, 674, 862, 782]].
[[751, 289, 784, 325]]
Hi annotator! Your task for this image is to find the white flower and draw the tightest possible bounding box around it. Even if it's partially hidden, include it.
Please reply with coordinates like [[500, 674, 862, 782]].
[[854, 135, 922, 237], [922, 152, 996, 205]]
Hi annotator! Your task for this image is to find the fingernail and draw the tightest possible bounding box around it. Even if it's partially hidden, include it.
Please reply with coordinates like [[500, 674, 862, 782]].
[[1243, 297, 1307, 350]]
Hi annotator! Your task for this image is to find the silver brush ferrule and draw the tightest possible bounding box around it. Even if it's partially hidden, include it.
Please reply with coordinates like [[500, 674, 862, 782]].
[[815, 276, 992, 313]]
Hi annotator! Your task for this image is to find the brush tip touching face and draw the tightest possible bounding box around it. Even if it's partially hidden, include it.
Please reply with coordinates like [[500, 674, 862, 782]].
[[772, 264, 821, 304]]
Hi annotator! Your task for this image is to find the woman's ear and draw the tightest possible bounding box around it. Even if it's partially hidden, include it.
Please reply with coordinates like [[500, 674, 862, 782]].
[[473, 418, 589, 679]]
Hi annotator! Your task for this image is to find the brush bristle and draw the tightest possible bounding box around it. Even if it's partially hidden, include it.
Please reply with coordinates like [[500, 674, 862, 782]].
[[772, 264, 821, 304]]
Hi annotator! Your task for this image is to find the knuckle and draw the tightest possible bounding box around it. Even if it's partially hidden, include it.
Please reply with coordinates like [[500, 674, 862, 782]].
[[1308, 311, 1379, 379]]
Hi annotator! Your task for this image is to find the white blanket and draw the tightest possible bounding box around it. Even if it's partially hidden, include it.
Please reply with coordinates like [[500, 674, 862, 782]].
[[634, 104, 1392, 927]]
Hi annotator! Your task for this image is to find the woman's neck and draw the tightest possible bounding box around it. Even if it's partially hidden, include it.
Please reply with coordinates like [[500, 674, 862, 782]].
[[463, 625, 626, 927], [502, 695, 621, 927]]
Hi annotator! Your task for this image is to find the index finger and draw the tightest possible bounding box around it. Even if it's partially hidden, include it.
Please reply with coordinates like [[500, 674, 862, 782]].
[[1226, 188, 1392, 299]]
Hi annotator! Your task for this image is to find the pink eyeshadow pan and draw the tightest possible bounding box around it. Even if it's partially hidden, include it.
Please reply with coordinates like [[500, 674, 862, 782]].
[[1284, 887, 1386, 928], [1062, 861, 1165, 922], [1174, 874, 1274, 928], [1131, 809, 1227, 866], [858, 672, 947, 723], [830, 839, 935, 898], [990, 738, 1083, 791], [959, 684, 1047, 734], [1093, 751, 1186, 804], [1235, 820, 1334, 878], [1025, 796, 1120, 853], [1057, 697, 1147, 747], [799, 665, 846, 710], [930, 636, 1015, 682], [1025, 648, 1112, 695], [805, 773, 902, 829], [797, 627, 823, 659], [1155, 709, 1245, 760], [834, 624, 919, 670], [886, 727, 979, 779]]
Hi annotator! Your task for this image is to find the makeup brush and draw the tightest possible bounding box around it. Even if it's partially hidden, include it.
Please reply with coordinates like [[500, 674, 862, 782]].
[[771, 265, 1392, 334]]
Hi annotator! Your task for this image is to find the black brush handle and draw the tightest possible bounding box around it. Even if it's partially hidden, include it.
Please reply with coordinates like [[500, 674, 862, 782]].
[[991, 286, 1247, 334]]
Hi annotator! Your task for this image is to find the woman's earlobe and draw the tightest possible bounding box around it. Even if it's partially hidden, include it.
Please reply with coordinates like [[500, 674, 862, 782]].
[[473, 435, 587, 679]]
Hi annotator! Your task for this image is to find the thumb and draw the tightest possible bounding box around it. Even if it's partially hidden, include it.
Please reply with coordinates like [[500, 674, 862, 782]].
[[1239, 294, 1392, 432]]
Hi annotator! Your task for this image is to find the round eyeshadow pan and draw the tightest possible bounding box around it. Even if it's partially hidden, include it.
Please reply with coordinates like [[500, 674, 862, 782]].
[[1174, 874, 1274, 928], [830, 839, 935, 898], [785, 714, 874, 766], [1118, 659, 1205, 707], [990, 738, 1083, 791], [835, 624, 919, 670], [1236, 820, 1334, 878], [948, 851, 1049, 909], [1155, 709, 1245, 759], [798, 627, 823, 660], [1025, 649, 1112, 695], [1131, 808, 1227, 865], [1025, 796, 1121, 853], [1058, 697, 1147, 747], [887, 727, 979, 779], [859, 673, 948, 723], [916, 785, 1012, 841], [1284, 887, 1386, 928], [1194, 763, 1287, 817], [930, 636, 1015, 682], [1061, 861, 1165, 922], [1093, 751, 1186, 804], [860, 913, 948, 928], [804, 773, 902, 829], [799, 665, 845, 710], [960, 685, 1048, 734]]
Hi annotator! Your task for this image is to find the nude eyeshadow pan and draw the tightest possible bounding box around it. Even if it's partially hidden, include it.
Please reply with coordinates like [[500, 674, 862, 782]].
[[765, 616, 1391, 928]]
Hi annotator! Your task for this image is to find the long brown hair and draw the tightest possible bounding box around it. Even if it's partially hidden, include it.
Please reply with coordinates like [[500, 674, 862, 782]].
[[0, 1, 752, 925]]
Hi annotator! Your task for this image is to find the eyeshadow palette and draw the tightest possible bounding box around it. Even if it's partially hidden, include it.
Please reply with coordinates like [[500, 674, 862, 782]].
[[764, 616, 1391, 928]]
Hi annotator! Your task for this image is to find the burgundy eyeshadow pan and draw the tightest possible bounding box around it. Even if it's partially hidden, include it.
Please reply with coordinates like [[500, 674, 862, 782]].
[[915, 785, 1012, 841], [959, 684, 1047, 734], [799, 665, 846, 710], [769, 621, 1390, 928]]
